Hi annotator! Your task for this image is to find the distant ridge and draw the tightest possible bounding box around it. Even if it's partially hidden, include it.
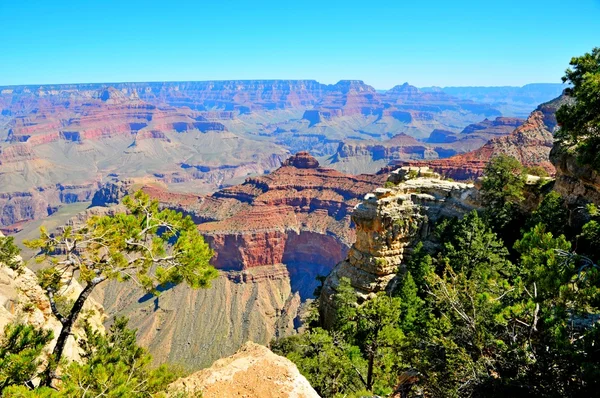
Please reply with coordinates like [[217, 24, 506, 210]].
[[420, 83, 565, 117]]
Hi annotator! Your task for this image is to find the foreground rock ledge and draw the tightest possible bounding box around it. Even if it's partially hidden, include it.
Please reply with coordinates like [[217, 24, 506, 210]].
[[167, 341, 320, 398]]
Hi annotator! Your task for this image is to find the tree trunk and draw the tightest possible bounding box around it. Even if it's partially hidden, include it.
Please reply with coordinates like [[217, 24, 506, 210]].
[[366, 350, 374, 392], [41, 277, 104, 387]]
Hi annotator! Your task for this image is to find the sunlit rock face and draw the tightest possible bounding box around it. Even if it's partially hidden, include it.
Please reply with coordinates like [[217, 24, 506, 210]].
[[167, 341, 320, 398], [320, 167, 481, 327]]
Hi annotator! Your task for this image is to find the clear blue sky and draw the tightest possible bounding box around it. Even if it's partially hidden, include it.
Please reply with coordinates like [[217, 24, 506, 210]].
[[0, 0, 598, 88]]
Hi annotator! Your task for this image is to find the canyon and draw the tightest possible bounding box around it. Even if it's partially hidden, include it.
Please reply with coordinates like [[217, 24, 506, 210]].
[[0, 84, 569, 382], [0, 81, 562, 230], [88, 152, 387, 369], [325, 116, 524, 174]]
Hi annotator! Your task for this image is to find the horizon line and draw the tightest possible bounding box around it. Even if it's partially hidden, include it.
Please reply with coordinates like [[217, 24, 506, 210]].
[[0, 79, 565, 91]]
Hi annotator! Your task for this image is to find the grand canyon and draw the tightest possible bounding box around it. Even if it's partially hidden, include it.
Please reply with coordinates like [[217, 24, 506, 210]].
[[1, 79, 565, 369], [0, 80, 563, 231], [2, 2, 598, 395]]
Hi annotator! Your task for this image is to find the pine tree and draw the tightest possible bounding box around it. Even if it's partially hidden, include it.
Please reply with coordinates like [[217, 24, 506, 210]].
[[24, 191, 217, 387], [0, 323, 53, 393]]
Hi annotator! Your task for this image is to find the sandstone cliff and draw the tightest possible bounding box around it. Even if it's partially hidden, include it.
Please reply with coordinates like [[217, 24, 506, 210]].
[[167, 341, 320, 398], [320, 167, 480, 326]]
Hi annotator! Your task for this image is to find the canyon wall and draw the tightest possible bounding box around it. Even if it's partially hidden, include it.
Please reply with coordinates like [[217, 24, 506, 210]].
[[397, 97, 563, 181]]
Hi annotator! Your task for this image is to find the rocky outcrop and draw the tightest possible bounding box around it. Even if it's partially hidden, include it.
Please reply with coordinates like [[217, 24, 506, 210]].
[[167, 341, 320, 398], [425, 129, 458, 143], [460, 117, 524, 136], [90, 180, 133, 207], [550, 146, 600, 208], [320, 167, 480, 326], [282, 151, 320, 168]]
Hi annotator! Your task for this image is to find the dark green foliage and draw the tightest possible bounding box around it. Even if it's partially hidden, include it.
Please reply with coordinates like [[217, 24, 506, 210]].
[[480, 154, 526, 238], [578, 204, 600, 262], [0, 235, 21, 271], [59, 317, 181, 397], [0, 318, 181, 397], [555, 47, 600, 169], [403, 242, 433, 297], [526, 191, 569, 237], [397, 273, 423, 332], [271, 329, 365, 397], [513, 224, 600, 396], [435, 210, 513, 278], [0, 323, 53, 393]]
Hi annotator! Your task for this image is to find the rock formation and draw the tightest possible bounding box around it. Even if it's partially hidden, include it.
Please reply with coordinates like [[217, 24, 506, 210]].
[[551, 147, 600, 208], [320, 167, 480, 326], [167, 341, 320, 398]]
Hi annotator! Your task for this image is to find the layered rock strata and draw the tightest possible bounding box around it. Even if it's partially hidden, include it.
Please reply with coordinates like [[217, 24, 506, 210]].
[[399, 108, 555, 180], [326, 117, 524, 175], [320, 167, 480, 326], [90, 153, 387, 368]]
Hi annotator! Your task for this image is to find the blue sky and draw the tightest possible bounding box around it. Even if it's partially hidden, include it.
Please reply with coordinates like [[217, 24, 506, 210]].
[[0, 0, 598, 88]]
